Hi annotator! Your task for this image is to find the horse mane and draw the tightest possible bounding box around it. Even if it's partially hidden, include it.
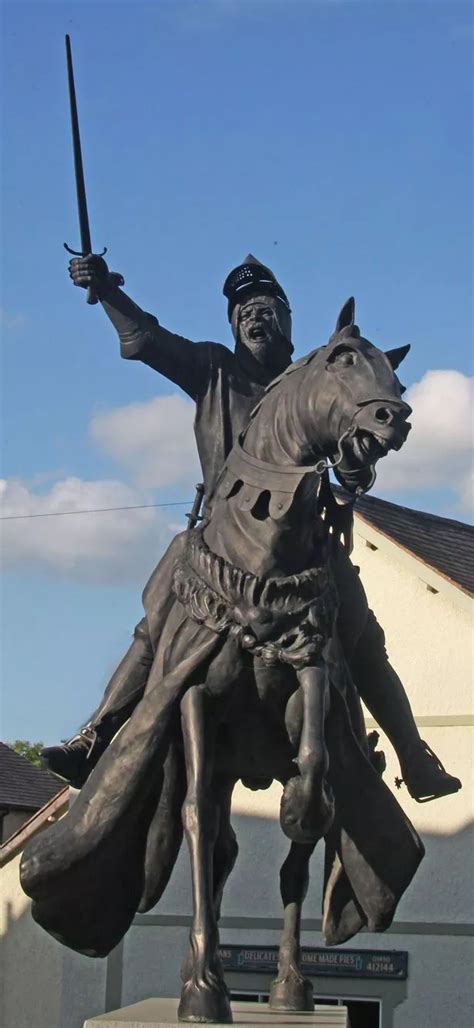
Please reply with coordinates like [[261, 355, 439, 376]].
[[242, 345, 324, 435]]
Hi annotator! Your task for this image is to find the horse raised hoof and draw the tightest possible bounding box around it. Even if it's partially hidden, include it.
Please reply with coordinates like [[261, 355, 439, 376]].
[[178, 976, 233, 1024], [269, 972, 314, 1012], [280, 774, 335, 843]]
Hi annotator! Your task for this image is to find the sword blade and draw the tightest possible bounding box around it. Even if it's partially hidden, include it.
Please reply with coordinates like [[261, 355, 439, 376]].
[[65, 35, 93, 256]]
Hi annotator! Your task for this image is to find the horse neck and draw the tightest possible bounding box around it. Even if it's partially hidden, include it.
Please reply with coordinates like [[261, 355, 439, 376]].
[[243, 368, 321, 466]]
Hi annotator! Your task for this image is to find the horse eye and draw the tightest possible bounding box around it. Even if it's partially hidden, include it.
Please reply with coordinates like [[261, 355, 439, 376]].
[[326, 344, 357, 370], [333, 350, 355, 366]]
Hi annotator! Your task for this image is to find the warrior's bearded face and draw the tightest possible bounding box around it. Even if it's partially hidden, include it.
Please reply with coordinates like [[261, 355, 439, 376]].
[[234, 296, 293, 374], [240, 301, 276, 350]]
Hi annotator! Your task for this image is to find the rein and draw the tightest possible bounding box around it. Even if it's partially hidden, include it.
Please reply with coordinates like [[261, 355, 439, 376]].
[[235, 428, 351, 478]]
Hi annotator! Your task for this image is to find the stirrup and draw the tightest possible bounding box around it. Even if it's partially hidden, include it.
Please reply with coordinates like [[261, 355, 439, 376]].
[[396, 739, 461, 803], [78, 724, 99, 758]]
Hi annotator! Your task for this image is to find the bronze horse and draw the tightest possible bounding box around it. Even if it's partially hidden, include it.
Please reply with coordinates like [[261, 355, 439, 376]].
[[21, 300, 423, 1024]]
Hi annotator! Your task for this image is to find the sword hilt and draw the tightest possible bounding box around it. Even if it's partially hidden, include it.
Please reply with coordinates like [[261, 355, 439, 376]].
[[186, 483, 205, 531], [64, 244, 108, 305]]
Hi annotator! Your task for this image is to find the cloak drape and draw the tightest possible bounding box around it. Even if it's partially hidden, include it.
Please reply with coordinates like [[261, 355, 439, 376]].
[[20, 587, 423, 957]]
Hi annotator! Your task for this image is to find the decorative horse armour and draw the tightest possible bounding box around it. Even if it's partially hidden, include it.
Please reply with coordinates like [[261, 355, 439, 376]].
[[173, 527, 338, 669]]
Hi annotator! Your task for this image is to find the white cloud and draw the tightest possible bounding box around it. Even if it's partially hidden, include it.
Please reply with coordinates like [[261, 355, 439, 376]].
[[0, 477, 175, 584], [375, 370, 474, 514], [0, 393, 200, 585], [89, 394, 199, 488]]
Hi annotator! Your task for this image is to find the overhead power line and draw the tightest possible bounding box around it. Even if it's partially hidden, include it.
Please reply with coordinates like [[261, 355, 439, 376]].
[[0, 501, 191, 522]]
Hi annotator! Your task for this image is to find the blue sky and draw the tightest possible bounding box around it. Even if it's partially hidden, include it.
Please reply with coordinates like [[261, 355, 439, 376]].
[[1, 0, 472, 745]]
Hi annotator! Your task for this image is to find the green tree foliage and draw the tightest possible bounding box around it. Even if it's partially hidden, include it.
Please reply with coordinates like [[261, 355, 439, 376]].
[[9, 739, 44, 767]]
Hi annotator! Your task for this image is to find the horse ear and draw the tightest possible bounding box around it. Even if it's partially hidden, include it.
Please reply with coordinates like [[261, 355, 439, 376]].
[[385, 344, 411, 370], [335, 297, 355, 333]]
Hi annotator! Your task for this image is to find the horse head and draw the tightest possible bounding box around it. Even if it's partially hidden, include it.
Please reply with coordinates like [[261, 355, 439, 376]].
[[298, 297, 412, 493]]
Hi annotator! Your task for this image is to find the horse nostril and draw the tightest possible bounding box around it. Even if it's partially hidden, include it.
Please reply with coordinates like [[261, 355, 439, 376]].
[[375, 407, 391, 423]]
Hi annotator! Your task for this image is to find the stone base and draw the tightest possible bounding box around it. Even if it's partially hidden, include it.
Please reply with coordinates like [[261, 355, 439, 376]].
[[84, 998, 348, 1028]]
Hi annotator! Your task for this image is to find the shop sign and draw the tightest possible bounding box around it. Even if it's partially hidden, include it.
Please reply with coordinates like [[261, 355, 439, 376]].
[[218, 945, 408, 980]]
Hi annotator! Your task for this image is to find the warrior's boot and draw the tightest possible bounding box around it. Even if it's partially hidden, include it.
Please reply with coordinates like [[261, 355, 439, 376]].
[[347, 612, 462, 804], [396, 739, 462, 803], [41, 715, 125, 789]]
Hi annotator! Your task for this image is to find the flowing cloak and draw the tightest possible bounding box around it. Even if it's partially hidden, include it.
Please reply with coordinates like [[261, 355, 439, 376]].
[[20, 537, 424, 957]]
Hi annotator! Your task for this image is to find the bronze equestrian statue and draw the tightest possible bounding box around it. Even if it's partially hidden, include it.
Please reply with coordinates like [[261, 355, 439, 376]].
[[22, 257, 460, 1024], [42, 256, 459, 805]]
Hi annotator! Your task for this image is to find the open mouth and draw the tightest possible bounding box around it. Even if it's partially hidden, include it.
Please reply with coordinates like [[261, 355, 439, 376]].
[[249, 326, 267, 341], [330, 420, 408, 495], [354, 431, 392, 462], [342, 429, 398, 468]]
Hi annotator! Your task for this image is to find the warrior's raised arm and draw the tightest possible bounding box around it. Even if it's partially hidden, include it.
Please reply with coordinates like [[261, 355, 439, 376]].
[[64, 34, 207, 398], [68, 254, 209, 400]]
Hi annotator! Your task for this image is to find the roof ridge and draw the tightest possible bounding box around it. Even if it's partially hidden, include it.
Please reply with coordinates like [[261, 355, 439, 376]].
[[352, 491, 473, 533]]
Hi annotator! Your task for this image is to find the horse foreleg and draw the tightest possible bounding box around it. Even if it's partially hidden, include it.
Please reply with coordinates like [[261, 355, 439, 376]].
[[181, 778, 238, 991], [281, 663, 335, 844], [270, 841, 315, 1012], [178, 686, 232, 1025]]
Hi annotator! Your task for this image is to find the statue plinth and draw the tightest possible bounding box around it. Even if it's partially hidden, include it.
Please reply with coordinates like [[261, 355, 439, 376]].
[[84, 998, 348, 1027]]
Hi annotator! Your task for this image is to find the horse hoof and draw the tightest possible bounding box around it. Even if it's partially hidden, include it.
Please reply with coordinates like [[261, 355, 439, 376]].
[[280, 776, 334, 843], [178, 978, 233, 1023], [269, 974, 314, 1012]]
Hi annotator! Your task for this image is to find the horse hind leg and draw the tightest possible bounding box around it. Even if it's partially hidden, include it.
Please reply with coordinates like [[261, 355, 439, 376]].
[[281, 663, 335, 844], [270, 841, 316, 1012], [178, 686, 232, 1025]]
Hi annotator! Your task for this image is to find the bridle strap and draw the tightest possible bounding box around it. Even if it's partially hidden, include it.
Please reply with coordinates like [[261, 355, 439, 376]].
[[233, 435, 324, 478], [233, 427, 352, 479]]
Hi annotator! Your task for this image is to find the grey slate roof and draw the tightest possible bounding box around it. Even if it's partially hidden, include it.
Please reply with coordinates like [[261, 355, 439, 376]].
[[0, 741, 62, 811], [351, 491, 474, 596]]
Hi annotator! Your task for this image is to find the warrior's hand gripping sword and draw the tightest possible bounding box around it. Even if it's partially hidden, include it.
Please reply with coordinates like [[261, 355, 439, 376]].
[[64, 34, 107, 305]]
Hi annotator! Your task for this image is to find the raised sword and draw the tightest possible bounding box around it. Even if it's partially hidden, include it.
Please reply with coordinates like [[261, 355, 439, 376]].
[[64, 34, 106, 305]]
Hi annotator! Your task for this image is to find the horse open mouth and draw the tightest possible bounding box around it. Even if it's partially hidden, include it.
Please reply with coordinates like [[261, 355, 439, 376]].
[[351, 429, 395, 464], [334, 426, 406, 476]]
